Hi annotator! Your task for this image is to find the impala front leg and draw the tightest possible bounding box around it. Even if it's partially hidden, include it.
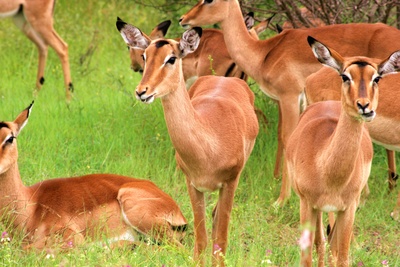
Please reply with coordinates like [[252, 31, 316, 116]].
[[186, 178, 207, 266], [275, 97, 301, 205], [332, 204, 356, 267], [211, 179, 239, 267]]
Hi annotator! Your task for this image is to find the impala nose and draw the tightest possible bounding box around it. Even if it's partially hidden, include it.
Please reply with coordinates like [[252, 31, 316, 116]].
[[136, 88, 147, 99]]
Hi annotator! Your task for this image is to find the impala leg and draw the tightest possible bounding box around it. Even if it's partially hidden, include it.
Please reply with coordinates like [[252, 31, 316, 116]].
[[315, 211, 325, 267], [12, 12, 48, 92], [186, 178, 207, 266], [24, 9, 73, 100], [331, 204, 356, 267], [273, 102, 283, 179], [299, 199, 317, 267], [386, 149, 398, 191], [211, 179, 239, 267], [275, 99, 300, 205]]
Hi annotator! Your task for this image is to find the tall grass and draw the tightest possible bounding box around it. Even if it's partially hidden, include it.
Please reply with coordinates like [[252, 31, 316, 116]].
[[0, 0, 399, 266]]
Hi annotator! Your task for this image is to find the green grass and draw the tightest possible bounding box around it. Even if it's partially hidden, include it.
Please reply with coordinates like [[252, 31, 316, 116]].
[[0, 0, 399, 266]]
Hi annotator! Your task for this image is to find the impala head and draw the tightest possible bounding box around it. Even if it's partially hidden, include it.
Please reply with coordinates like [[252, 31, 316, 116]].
[[0, 102, 33, 175], [116, 17, 171, 74], [179, 0, 228, 28], [308, 36, 400, 122], [135, 27, 202, 103]]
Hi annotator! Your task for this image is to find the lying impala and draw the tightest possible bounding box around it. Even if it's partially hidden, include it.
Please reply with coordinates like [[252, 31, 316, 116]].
[[305, 60, 400, 221], [286, 37, 400, 266], [0, 0, 73, 100], [133, 27, 258, 266], [0, 103, 187, 249], [179, 0, 400, 205], [116, 15, 269, 86]]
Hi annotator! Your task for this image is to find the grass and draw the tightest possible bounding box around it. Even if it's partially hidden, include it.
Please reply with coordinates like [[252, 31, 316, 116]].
[[0, 0, 399, 266]]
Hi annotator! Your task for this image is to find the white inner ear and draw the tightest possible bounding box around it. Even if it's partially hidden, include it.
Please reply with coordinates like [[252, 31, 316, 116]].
[[120, 32, 130, 45]]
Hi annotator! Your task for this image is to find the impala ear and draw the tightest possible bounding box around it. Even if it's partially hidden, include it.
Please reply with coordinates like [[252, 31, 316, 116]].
[[378, 50, 400, 76], [116, 17, 150, 50], [244, 12, 255, 30], [149, 20, 171, 40], [13, 101, 33, 137], [307, 36, 344, 73], [179, 27, 202, 58]]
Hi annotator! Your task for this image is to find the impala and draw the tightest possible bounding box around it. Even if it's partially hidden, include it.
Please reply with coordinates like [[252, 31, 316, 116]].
[[0, 103, 187, 249], [116, 15, 270, 85], [132, 27, 258, 266], [286, 37, 400, 266], [0, 0, 73, 100], [179, 0, 400, 205], [305, 64, 400, 221]]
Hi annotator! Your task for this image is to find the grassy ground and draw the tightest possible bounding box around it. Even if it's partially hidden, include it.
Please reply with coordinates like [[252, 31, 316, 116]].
[[0, 0, 399, 266]]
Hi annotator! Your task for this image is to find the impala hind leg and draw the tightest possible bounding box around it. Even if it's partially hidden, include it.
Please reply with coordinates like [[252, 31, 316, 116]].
[[23, 8, 73, 100], [211, 179, 239, 267], [186, 178, 208, 266], [12, 12, 48, 93], [387, 149, 398, 191], [273, 103, 283, 179], [275, 98, 301, 205]]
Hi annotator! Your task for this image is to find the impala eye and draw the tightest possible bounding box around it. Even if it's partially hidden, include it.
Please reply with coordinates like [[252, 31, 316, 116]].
[[5, 136, 15, 145], [127, 46, 130, 51], [166, 57, 177, 65], [204, 0, 213, 3], [340, 74, 350, 83], [373, 76, 382, 84]]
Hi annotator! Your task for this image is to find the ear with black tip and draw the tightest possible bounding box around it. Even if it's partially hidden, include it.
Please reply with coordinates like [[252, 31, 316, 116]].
[[378, 50, 400, 76], [307, 36, 343, 72], [13, 101, 34, 137], [179, 27, 202, 58], [150, 20, 172, 39], [244, 12, 255, 30], [116, 18, 150, 50]]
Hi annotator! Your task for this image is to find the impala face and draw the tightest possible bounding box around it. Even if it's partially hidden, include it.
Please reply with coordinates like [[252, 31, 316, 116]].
[[339, 61, 380, 122], [179, 0, 228, 28], [136, 39, 182, 104]]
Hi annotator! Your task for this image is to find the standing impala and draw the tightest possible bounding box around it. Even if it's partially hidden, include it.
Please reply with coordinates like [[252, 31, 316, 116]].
[[286, 37, 400, 266], [133, 27, 258, 266], [0, 0, 73, 99], [179, 0, 400, 205], [305, 64, 400, 221], [0, 103, 187, 249]]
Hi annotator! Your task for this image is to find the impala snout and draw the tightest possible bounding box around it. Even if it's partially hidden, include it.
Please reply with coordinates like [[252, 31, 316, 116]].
[[356, 99, 376, 122], [136, 86, 155, 104]]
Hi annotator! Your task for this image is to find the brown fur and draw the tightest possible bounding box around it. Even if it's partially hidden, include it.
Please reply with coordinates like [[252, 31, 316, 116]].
[[0, 104, 187, 250], [180, 0, 400, 205], [306, 64, 400, 221], [134, 28, 259, 267], [286, 38, 400, 266]]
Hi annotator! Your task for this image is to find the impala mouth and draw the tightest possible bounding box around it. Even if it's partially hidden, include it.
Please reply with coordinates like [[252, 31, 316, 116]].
[[136, 93, 155, 104], [361, 110, 376, 122]]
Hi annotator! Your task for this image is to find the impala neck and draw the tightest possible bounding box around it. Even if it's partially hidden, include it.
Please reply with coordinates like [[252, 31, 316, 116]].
[[219, 0, 262, 79], [160, 67, 213, 163], [0, 163, 31, 226], [321, 106, 365, 185]]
